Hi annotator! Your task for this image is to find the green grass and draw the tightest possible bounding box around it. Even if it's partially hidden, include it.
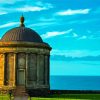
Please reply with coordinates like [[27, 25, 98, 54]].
[[30, 94, 100, 100], [1, 94, 100, 100], [0, 95, 9, 100]]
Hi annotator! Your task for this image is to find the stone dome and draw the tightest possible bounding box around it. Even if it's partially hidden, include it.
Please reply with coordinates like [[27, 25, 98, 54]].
[[0, 16, 43, 43], [1, 27, 43, 43]]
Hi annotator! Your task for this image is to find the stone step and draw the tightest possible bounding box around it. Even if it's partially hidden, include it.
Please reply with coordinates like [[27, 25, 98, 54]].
[[13, 86, 29, 96]]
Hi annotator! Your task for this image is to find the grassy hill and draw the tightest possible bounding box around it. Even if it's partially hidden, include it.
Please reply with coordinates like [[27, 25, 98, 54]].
[[1, 94, 100, 100], [30, 94, 100, 100]]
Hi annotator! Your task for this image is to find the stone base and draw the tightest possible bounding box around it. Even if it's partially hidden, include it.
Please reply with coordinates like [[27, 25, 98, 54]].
[[26, 88, 50, 97], [13, 86, 29, 96], [13, 86, 29, 100], [14, 96, 28, 100]]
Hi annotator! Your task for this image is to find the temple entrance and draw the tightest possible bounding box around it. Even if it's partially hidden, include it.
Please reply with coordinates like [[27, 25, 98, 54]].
[[17, 53, 26, 85], [17, 70, 25, 85]]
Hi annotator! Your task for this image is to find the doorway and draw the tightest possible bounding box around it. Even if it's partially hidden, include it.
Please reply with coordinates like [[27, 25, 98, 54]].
[[17, 70, 25, 85]]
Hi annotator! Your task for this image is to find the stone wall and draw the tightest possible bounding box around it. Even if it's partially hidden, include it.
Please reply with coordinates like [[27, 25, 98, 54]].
[[0, 45, 50, 90], [26, 53, 49, 89]]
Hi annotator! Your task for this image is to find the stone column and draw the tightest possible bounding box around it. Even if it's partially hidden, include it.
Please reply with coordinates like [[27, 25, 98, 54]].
[[7, 53, 14, 87], [37, 54, 45, 85], [15, 53, 18, 85], [26, 53, 28, 87], [14, 53, 17, 86], [45, 55, 50, 86], [44, 55, 47, 85], [4, 53, 7, 85], [47, 55, 50, 86], [3, 53, 6, 86], [37, 54, 40, 85], [0, 53, 5, 86]]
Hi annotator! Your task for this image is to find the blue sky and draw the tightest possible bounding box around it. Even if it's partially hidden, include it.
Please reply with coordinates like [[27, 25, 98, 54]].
[[0, 0, 100, 76]]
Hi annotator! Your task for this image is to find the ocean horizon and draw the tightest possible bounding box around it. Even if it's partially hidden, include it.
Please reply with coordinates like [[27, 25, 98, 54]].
[[50, 75, 100, 90], [50, 60, 100, 90]]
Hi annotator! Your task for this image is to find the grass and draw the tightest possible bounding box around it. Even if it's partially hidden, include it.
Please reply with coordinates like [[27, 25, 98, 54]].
[[1, 94, 100, 100], [0, 95, 9, 100], [30, 94, 100, 100]]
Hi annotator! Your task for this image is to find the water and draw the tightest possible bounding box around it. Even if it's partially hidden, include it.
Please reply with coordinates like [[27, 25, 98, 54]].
[[50, 76, 100, 90], [50, 60, 100, 90]]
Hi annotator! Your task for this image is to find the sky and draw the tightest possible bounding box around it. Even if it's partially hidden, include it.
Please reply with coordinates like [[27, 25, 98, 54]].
[[0, 0, 100, 76]]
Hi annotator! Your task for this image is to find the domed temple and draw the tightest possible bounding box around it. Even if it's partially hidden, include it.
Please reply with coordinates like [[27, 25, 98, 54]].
[[0, 16, 51, 96]]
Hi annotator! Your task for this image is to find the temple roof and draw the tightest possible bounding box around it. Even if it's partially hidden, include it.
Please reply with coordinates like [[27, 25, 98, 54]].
[[0, 16, 43, 43]]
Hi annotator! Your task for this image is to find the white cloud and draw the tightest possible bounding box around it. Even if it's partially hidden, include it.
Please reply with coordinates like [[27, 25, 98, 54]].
[[51, 49, 100, 57], [16, 6, 48, 12], [73, 33, 78, 37], [16, 2, 53, 12], [35, 1, 53, 8], [79, 36, 87, 39], [0, 11, 7, 15], [56, 9, 90, 16], [41, 29, 72, 39], [0, 1, 53, 14], [0, 0, 23, 4], [0, 7, 8, 15], [0, 5, 48, 15], [0, 22, 19, 29]]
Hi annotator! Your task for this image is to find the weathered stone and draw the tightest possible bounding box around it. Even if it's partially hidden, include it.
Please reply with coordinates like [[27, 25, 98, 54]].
[[0, 16, 52, 96], [14, 96, 28, 100], [0, 54, 4, 86]]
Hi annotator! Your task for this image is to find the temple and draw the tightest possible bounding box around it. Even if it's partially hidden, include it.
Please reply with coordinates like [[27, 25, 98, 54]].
[[0, 16, 51, 96]]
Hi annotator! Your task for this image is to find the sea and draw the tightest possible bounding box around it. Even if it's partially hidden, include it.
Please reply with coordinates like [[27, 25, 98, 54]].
[[50, 75, 100, 90], [50, 60, 100, 90]]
